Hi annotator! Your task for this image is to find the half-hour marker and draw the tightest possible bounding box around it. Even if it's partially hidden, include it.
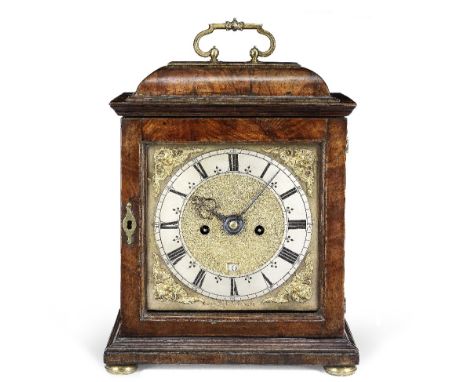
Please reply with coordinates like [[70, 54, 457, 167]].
[[261, 272, 273, 288], [230, 278, 239, 296], [288, 219, 307, 229], [169, 189, 187, 198], [193, 162, 208, 179], [280, 188, 298, 200], [166, 246, 185, 265], [228, 153, 239, 171], [193, 269, 206, 288], [278, 247, 300, 264], [160, 221, 179, 229], [260, 163, 271, 179]]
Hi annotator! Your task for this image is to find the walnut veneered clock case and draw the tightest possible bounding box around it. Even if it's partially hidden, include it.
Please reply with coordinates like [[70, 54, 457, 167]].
[[104, 19, 359, 376]]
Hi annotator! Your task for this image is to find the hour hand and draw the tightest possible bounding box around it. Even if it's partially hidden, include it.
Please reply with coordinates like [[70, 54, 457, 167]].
[[191, 196, 226, 221]]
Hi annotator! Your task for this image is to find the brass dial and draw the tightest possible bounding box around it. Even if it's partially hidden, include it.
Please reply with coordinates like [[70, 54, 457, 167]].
[[155, 148, 312, 301]]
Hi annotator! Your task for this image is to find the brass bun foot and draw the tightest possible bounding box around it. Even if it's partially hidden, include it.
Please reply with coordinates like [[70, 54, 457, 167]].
[[105, 365, 138, 375], [324, 365, 357, 376]]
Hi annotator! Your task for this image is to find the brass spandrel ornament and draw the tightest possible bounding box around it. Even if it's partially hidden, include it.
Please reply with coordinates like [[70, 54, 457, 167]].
[[152, 147, 203, 196], [151, 252, 204, 304], [262, 147, 317, 198], [105, 19, 358, 375]]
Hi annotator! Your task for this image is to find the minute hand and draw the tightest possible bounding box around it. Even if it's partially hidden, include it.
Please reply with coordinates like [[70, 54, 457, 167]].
[[239, 170, 280, 216]]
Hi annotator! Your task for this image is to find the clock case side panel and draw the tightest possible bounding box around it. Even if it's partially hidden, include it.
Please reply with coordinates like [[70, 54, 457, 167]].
[[119, 117, 347, 338], [120, 119, 144, 336]]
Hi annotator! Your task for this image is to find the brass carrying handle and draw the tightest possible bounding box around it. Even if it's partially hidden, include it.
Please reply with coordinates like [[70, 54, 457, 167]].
[[193, 18, 276, 63]]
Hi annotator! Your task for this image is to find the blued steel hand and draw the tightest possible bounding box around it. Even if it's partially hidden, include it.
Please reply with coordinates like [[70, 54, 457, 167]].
[[238, 170, 280, 216]]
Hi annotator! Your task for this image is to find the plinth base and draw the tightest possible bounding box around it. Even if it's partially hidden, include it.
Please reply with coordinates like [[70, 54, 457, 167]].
[[104, 312, 358, 374]]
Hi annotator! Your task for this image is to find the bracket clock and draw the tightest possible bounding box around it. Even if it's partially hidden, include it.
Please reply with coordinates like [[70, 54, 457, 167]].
[[104, 19, 359, 376]]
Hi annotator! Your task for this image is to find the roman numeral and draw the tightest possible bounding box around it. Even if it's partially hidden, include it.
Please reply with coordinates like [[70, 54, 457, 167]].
[[260, 163, 271, 179], [159, 221, 179, 229], [230, 278, 239, 296], [261, 272, 273, 288], [280, 188, 297, 200], [166, 246, 185, 265], [193, 162, 208, 179], [288, 219, 307, 230], [278, 247, 300, 264], [228, 153, 239, 171], [193, 269, 206, 288], [169, 189, 187, 198]]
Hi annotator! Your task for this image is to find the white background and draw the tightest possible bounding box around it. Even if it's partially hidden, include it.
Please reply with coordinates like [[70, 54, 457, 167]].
[[1, 1, 467, 381]]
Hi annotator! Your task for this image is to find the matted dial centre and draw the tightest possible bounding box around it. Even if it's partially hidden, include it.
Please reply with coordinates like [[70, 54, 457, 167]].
[[180, 173, 285, 276]]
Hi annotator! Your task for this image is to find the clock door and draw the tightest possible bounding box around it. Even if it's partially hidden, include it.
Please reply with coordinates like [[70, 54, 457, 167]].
[[118, 117, 347, 338]]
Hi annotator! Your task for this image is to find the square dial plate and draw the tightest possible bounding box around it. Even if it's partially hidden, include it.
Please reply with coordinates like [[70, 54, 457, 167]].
[[145, 143, 321, 311]]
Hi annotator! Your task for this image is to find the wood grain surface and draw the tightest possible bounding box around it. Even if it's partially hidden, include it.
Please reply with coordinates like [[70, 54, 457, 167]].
[[134, 62, 330, 97], [119, 117, 347, 338], [104, 312, 359, 366], [110, 92, 356, 117]]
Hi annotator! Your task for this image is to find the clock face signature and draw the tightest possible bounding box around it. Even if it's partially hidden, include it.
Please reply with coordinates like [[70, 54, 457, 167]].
[[155, 149, 312, 301]]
